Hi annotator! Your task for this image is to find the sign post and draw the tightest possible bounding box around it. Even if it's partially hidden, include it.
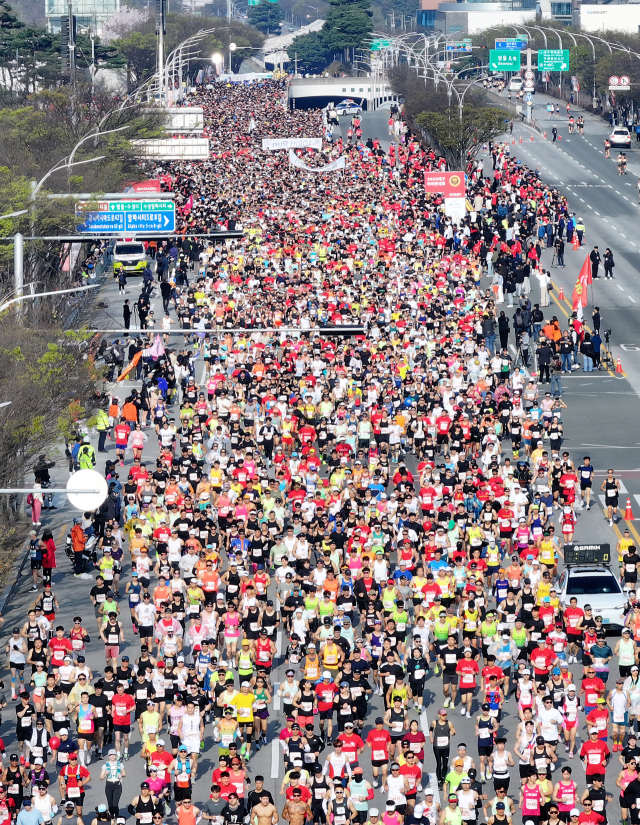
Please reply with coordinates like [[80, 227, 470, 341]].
[[489, 50, 521, 72], [494, 38, 527, 51], [75, 199, 176, 234], [537, 49, 570, 71]]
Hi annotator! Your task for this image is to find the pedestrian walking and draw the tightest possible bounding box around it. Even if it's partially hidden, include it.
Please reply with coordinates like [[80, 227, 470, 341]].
[[117, 270, 127, 294]]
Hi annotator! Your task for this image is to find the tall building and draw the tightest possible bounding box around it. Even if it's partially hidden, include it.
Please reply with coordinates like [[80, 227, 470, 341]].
[[46, 0, 120, 34]]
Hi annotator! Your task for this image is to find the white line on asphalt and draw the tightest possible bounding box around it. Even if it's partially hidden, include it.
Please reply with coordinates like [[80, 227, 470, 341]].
[[273, 682, 281, 712], [587, 205, 593, 209], [625, 196, 630, 201], [595, 211, 600, 215], [626, 182, 632, 186], [630, 296, 637, 303], [618, 284, 625, 291], [579, 197, 585, 202], [420, 708, 429, 735], [603, 218, 609, 223], [631, 242, 637, 247], [276, 629, 283, 657], [271, 740, 280, 779], [428, 774, 441, 806]]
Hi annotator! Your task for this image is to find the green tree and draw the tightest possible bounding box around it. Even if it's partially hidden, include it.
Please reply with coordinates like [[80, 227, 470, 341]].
[[322, 0, 372, 55], [114, 30, 158, 87], [417, 106, 505, 169], [248, 3, 285, 34], [291, 30, 330, 73]]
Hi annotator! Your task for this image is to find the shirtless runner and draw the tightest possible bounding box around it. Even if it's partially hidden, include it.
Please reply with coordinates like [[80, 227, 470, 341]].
[[282, 791, 312, 825], [252, 793, 279, 825]]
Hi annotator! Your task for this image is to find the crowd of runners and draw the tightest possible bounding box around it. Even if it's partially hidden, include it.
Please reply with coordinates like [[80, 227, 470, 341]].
[[14, 76, 640, 825]]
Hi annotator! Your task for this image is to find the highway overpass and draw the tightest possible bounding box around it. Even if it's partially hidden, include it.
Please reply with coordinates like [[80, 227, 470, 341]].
[[288, 76, 399, 111]]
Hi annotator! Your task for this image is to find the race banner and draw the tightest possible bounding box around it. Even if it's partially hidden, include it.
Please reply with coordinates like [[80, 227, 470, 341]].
[[263, 137, 322, 150], [288, 150, 345, 172]]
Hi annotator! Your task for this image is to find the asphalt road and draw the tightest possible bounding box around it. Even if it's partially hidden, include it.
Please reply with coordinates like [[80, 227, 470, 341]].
[[0, 106, 634, 825]]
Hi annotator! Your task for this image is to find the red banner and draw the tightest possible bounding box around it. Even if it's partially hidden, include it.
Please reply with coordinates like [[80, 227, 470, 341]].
[[131, 180, 162, 193], [424, 171, 465, 197], [572, 256, 592, 310]]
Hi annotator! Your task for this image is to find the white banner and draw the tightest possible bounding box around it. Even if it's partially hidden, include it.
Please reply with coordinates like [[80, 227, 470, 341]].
[[444, 196, 467, 222], [262, 137, 322, 150], [288, 150, 346, 173]]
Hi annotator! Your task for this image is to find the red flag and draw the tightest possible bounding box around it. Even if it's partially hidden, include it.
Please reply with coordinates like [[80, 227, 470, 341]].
[[572, 256, 592, 310]]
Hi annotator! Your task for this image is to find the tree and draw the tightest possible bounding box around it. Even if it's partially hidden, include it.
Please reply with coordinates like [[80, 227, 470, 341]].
[[248, 3, 285, 34], [114, 30, 158, 87], [291, 30, 330, 73], [101, 6, 150, 43], [322, 0, 372, 55], [416, 106, 505, 169]]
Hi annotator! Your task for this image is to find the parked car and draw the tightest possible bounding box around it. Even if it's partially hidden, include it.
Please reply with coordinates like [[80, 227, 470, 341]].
[[610, 126, 631, 148]]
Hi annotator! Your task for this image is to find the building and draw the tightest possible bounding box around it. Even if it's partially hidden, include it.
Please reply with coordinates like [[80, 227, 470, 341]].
[[577, 1, 640, 34], [417, 0, 640, 35], [46, 0, 119, 34]]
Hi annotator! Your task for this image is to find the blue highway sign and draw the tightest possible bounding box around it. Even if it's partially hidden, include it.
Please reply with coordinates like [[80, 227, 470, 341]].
[[75, 199, 176, 234], [495, 39, 528, 50]]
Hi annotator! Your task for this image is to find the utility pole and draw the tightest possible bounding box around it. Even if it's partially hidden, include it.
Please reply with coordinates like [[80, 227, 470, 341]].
[[295, 51, 298, 76], [68, 2, 76, 88], [524, 47, 534, 122], [14, 233, 23, 322]]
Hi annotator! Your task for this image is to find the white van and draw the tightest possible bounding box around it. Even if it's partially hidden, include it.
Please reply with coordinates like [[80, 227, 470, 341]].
[[509, 76, 524, 92]]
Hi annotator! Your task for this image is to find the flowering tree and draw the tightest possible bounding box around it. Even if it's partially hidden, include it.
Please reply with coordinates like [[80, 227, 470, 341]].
[[101, 7, 149, 43]]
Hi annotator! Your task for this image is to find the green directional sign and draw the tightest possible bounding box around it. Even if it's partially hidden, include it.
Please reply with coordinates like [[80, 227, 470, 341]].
[[489, 49, 521, 71], [537, 49, 570, 71], [370, 39, 392, 51]]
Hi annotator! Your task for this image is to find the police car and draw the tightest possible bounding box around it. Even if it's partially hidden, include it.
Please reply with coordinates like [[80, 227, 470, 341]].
[[556, 543, 626, 630]]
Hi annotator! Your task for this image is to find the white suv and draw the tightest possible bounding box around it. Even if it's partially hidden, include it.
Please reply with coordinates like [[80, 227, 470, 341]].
[[610, 127, 631, 148]]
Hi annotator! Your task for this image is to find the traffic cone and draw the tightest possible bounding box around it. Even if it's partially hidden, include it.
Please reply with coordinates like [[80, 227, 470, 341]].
[[530, 134, 534, 141], [625, 497, 635, 520], [616, 356, 624, 374], [512, 138, 515, 145], [572, 234, 579, 250], [543, 131, 547, 138], [558, 285, 564, 301], [519, 135, 522, 143]]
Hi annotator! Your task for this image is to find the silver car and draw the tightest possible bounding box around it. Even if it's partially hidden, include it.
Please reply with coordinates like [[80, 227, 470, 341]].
[[557, 565, 627, 630], [610, 127, 631, 148]]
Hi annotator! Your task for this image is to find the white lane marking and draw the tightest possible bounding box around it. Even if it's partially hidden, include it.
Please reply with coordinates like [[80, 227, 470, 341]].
[[276, 629, 283, 657], [420, 708, 429, 735], [428, 774, 441, 806], [587, 205, 593, 209], [624, 196, 630, 201], [631, 242, 637, 247], [595, 211, 600, 216], [634, 495, 640, 510], [629, 296, 637, 303], [271, 740, 280, 778], [273, 682, 281, 712], [579, 197, 585, 202], [603, 218, 609, 223], [618, 284, 625, 292]]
